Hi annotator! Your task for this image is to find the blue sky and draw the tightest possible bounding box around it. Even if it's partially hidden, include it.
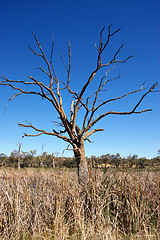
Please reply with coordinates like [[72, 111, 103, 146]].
[[0, 0, 159, 158]]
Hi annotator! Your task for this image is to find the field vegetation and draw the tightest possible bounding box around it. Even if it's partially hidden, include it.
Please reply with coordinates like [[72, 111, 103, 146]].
[[0, 151, 160, 170], [0, 167, 159, 239]]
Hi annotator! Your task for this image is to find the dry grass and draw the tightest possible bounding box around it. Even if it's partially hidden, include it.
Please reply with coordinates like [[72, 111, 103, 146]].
[[0, 168, 159, 240]]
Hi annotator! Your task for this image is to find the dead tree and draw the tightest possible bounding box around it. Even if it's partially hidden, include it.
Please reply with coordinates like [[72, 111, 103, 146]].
[[17, 141, 22, 171], [52, 153, 55, 169], [0, 25, 159, 184]]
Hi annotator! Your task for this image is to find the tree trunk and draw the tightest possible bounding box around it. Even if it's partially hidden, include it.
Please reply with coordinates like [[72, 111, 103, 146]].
[[18, 158, 20, 171], [52, 153, 55, 168], [74, 142, 89, 184], [18, 150, 21, 171]]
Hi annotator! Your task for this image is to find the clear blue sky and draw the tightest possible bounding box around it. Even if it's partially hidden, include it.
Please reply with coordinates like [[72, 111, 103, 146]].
[[0, 0, 159, 158]]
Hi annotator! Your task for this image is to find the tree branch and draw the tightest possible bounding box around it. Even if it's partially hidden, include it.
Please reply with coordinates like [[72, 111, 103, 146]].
[[72, 26, 133, 131], [83, 128, 104, 140], [83, 83, 158, 133], [18, 120, 71, 143]]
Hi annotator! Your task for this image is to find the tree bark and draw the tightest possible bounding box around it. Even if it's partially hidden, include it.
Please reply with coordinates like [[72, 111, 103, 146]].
[[52, 153, 55, 168], [18, 159, 20, 171], [17, 142, 22, 171], [74, 142, 89, 185]]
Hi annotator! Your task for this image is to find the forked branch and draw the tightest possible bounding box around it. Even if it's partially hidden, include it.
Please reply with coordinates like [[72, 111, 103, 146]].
[[82, 82, 158, 135]]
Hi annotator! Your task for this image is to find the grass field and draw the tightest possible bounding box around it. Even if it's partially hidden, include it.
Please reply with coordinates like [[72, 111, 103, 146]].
[[0, 168, 159, 239]]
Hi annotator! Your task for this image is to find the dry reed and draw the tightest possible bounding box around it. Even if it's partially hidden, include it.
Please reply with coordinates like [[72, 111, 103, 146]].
[[0, 168, 159, 240]]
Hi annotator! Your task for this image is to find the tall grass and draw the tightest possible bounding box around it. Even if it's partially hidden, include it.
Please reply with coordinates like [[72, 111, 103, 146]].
[[0, 168, 159, 239]]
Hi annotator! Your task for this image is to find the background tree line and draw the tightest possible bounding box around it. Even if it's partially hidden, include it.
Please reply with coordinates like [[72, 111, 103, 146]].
[[0, 150, 160, 170]]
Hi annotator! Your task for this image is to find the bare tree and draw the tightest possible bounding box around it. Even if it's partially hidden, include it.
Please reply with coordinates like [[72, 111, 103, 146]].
[[0, 25, 159, 184], [17, 141, 22, 171], [52, 153, 55, 169]]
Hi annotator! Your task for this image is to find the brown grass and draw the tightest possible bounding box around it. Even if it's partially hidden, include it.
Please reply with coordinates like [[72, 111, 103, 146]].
[[0, 168, 159, 240]]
